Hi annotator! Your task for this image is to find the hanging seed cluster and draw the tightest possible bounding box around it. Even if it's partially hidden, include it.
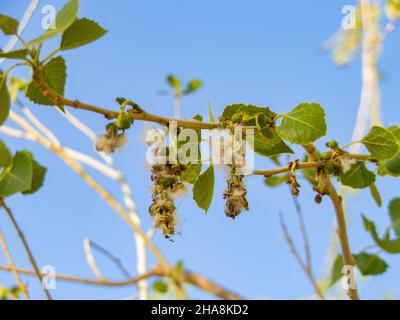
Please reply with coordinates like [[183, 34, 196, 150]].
[[149, 163, 187, 237], [223, 166, 249, 219]]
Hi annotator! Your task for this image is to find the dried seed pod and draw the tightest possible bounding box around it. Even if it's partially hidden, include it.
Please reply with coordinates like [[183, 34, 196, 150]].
[[95, 132, 127, 154], [223, 168, 249, 219], [149, 162, 187, 237]]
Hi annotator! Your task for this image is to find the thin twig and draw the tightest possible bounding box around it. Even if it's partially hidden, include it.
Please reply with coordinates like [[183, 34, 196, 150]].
[[87, 239, 131, 278], [279, 212, 324, 300], [0, 199, 53, 300], [0, 227, 29, 299], [83, 238, 106, 280]]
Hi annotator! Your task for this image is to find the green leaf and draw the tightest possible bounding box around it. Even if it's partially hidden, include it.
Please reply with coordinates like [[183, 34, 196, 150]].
[[264, 174, 289, 187], [0, 75, 10, 125], [153, 281, 168, 294], [354, 253, 388, 276], [26, 56, 67, 106], [0, 140, 12, 168], [389, 198, 400, 237], [208, 102, 215, 123], [388, 125, 400, 141], [361, 126, 399, 160], [0, 15, 19, 35], [330, 255, 344, 287], [0, 151, 33, 197], [247, 131, 293, 158], [339, 161, 375, 189], [0, 49, 28, 60], [25, 0, 79, 47], [180, 163, 202, 184], [166, 74, 181, 92], [183, 79, 202, 95], [369, 183, 382, 207], [222, 104, 276, 120], [362, 215, 400, 254], [60, 18, 107, 51], [22, 156, 47, 195], [193, 165, 215, 212], [277, 103, 327, 144]]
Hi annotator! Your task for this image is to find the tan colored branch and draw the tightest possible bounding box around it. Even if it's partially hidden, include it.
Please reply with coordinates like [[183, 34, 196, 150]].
[[303, 144, 359, 300], [32, 67, 218, 130], [0, 228, 29, 299], [0, 264, 244, 300], [0, 199, 52, 300]]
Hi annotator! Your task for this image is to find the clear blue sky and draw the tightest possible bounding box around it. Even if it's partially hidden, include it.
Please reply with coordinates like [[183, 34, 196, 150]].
[[0, 0, 400, 299]]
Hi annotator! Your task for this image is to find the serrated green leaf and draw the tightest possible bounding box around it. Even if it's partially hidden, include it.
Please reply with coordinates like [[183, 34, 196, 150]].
[[180, 163, 202, 184], [183, 79, 202, 95], [0, 15, 19, 35], [22, 155, 47, 195], [361, 126, 399, 160], [330, 255, 344, 287], [153, 281, 168, 294], [0, 151, 33, 197], [362, 215, 400, 254], [277, 103, 327, 144], [26, 56, 67, 106], [339, 161, 375, 189], [0, 75, 10, 125], [193, 165, 215, 212], [60, 18, 107, 51], [388, 125, 400, 141], [0, 49, 28, 60], [0, 140, 11, 168], [354, 253, 388, 276], [222, 104, 276, 120], [389, 198, 400, 237], [25, 0, 79, 47], [247, 131, 293, 158], [370, 183, 382, 207]]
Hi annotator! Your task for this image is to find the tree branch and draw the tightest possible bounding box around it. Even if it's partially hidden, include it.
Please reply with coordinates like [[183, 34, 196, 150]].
[[0, 264, 244, 300], [303, 143, 359, 300], [0, 228, 29, 299], [0, 199, 52, 300]]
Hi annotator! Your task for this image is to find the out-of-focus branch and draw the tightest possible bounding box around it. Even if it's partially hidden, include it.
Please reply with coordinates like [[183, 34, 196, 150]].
[[0, 264, 244, 300], [85, 239, 131, 279], [351, 0, 382, 154], [6, 111, 170, 272], [59, 109, 149, 300], [0, 227, 29, 299], [0, 198, 52, 300], [83, 238, 106, 280], [279, 211, 324, 300], [0, 0, 39, 64]]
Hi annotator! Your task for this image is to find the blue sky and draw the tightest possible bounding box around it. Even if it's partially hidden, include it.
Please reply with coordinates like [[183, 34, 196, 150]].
[[0, 0, 400, 299]]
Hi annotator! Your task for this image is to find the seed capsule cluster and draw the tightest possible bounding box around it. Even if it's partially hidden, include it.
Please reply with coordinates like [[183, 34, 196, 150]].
[[223, 167, 249, 219], [149, 163, 187, 237], [95, 123, 127, 154]]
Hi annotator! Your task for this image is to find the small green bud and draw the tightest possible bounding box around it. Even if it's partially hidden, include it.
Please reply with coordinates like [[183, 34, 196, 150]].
[[106, 122, 118, 133], [326, 140, 339, 149], [320, 152, 331, 160], [220, 121, 227, 129]]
